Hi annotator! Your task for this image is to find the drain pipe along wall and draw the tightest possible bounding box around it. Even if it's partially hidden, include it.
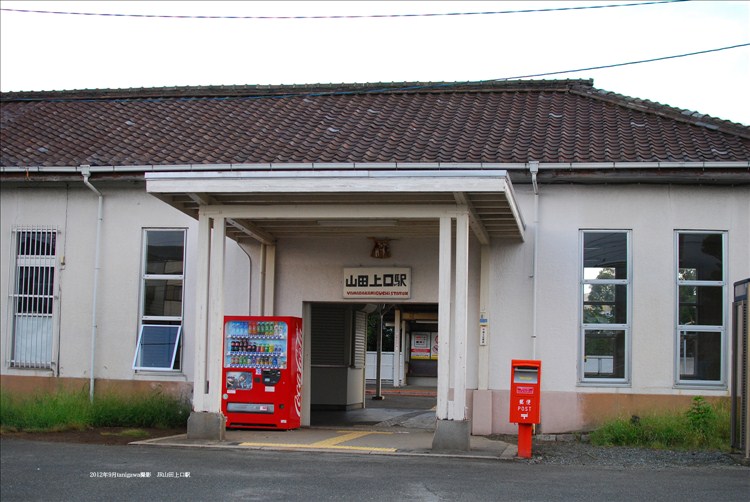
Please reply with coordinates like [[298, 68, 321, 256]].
[[81, 166, 103, 402], [530, 161, 540, 360]]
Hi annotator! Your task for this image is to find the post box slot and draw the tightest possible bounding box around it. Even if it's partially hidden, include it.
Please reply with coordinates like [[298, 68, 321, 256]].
[[513, 367, 539, 384]]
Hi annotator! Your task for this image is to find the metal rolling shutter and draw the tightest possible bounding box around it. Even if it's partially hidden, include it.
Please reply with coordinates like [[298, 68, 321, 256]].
[[311, 304, 346, 366]]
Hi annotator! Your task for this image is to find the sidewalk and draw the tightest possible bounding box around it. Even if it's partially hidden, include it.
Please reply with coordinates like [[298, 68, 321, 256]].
[[136, 426, 517, 460], [135, 387, 517, 460]]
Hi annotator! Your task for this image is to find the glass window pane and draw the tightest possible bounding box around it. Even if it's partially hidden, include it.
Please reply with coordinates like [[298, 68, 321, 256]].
[[146, 231, 184, 275], [144, 279, 183, 317], [15, 267, 54, 314], [584, 330, 625, 379], [133, 325, 181, 369], [583, 232, 627, 280], [678, 233, 723, 281], [583, 284, 627, 324], [678, 286, 723, 326], [679, 331, 721, 381]]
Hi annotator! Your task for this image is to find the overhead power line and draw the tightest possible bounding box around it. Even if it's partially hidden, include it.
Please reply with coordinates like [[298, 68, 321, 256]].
[[0, 1, 689, 21], [488, 42, 750, 83], [299, 42, 750, 97], [6, 42, 747, 103]]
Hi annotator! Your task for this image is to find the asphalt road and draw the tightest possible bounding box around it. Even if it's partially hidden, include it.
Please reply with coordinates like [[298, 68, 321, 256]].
[[1, 438, 747, 501]]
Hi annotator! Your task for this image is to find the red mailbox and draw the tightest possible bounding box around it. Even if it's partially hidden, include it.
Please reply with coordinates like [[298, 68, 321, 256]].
[[509, 359, 541, 458], [510, 360, 542, 423]]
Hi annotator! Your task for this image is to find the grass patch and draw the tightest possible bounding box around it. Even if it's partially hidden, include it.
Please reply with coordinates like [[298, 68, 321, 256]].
[[0, 391, 90, 432], [590, 396, 730, 451], [89, 392, 190, 429], [0, 390, 190, 433]]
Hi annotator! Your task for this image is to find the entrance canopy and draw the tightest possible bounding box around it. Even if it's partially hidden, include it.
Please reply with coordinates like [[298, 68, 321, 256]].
[[146, 167, 524, 438], [145, 169, 525, 243]]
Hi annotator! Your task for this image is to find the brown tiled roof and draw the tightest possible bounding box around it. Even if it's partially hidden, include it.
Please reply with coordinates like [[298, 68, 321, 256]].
[[1, 80, 749, 167]]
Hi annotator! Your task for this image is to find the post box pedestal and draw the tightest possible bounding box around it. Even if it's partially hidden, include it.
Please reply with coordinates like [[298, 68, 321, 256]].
[[517, 423, 533, 458]]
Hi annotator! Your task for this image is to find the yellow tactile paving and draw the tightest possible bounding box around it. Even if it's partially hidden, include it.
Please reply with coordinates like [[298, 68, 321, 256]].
[[239, 430, 397, 453]]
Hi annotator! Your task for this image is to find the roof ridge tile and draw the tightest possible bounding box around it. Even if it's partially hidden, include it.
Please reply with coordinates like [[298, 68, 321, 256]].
[[574, 86, 750, 138]]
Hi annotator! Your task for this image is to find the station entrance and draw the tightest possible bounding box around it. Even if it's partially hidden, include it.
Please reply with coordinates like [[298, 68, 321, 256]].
[[308, 302, 438, 427]]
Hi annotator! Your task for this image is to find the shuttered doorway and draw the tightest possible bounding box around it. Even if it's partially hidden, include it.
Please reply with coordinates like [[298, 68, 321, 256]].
[[310, 303, 367, 410]]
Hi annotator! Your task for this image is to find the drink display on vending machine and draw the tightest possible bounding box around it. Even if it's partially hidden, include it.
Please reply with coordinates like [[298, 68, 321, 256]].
[[222, 316, 303, 429]]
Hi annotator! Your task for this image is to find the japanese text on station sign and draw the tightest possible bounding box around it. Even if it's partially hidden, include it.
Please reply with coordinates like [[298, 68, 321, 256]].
[[343, 267, 411, 299]]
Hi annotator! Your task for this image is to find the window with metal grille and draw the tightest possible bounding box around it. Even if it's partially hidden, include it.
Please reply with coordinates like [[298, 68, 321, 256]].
[[9, 227, 57, 368], [133, 229, 185, 371]]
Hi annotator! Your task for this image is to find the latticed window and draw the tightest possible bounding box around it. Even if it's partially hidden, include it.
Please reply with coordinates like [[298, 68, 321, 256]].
[[676, 231, 726, 385], [8, 226, 58, 368], [580, 230, 630, 383]]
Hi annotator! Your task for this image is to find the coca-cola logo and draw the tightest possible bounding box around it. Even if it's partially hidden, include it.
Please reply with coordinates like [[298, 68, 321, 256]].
[[293, 325, 303, 418]]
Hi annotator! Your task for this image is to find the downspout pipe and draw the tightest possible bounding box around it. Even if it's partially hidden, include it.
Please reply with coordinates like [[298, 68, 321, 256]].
[[529, 161, 540, 360], [81, 166, 103, 403]]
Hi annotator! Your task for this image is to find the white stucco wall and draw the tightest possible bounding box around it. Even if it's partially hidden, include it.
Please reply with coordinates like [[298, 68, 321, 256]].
[[487, 183, 749, 432], [272, 236, 442, 316], [0, 184, 250, 384], [3, 180, 747, 432]]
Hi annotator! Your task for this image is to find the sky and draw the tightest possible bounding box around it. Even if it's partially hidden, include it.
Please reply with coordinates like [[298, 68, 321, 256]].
[[1, 1, 749, 125]]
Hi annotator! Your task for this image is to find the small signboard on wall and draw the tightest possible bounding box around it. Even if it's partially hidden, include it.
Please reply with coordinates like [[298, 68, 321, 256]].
[[410, 332, 439, 361], [343, 267, 411, 299], [411, 332, 431, 360]]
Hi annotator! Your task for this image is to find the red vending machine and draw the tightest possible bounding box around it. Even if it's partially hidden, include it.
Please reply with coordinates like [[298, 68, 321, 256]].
[[222, 316, 303, 430]]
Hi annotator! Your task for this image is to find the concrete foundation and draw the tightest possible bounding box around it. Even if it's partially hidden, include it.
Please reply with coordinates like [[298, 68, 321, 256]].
[[187, 411, 226, 440], [471, 390, 493, 435], [431, 419, 471, 451], [0, 375, 192, 400]]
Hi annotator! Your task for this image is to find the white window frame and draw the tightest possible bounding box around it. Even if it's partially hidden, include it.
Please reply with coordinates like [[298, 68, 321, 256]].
[[674, 231, 726, 388], [6, 226, 59, 369], [578, 230, 631, 385], [132, 324, 182, 371], [133, 228, 186, 372]]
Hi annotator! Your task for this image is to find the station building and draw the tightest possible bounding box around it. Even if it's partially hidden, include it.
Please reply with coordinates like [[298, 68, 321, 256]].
[[2, 80, 748, 446]]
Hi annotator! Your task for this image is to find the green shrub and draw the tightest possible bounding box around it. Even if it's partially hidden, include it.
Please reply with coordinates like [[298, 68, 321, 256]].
[[0, 390, 190, 432], [686, 396, 717, 438], [590, 397, 730, 451]]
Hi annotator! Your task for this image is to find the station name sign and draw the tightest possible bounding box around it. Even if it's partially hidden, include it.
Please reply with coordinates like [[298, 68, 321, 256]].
[[343, 267, 411, 299]]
